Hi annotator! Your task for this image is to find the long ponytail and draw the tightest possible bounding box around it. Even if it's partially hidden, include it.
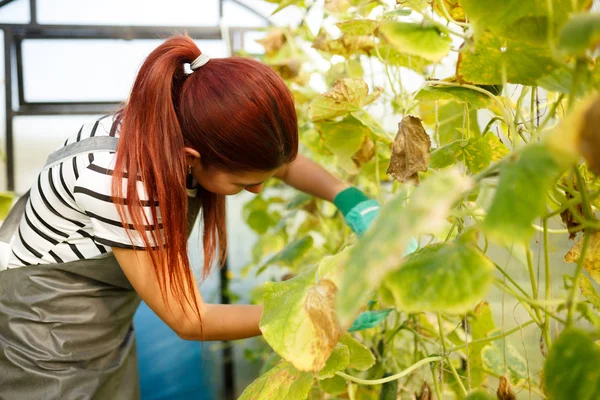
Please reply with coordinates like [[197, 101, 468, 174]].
[[113, 36, 200, 314]]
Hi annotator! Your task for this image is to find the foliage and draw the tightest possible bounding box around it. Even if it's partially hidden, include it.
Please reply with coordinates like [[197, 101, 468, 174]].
[[239, 0, 600, 398]]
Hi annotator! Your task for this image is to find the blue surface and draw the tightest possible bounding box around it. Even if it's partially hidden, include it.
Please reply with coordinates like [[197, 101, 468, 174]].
[[134, 301, 217, 400]]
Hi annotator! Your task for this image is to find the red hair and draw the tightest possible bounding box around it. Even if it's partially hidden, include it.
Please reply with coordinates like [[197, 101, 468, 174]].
[[112, 35, 298, 313]]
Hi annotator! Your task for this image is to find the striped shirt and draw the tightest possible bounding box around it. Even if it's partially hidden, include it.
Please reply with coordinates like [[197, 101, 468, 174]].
[[7, 114, 194, 269]]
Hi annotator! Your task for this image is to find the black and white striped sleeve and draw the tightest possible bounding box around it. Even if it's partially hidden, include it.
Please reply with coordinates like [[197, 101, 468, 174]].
[[73, 152, 164, 250]]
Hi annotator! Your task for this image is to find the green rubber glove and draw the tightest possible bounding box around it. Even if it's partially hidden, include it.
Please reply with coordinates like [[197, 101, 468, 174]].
[[333, 187, 380, 237]]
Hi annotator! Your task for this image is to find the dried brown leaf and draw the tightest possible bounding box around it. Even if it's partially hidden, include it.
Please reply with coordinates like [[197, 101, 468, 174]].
[[564, 231, 600, 284], [352, 136, 376, 166], [271, 59, 302, 80], [578, 94, 600, 175], [387, 116, 431, 183], [417, 382, 432, 400], [560, 190, 584, 240], [304, 279, 343, 372], [256, 29, 287, 55], [497, 376, 517, 400]]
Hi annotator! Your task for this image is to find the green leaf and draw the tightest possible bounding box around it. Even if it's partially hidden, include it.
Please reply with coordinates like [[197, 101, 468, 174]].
[[348, 309, 392, 332], [0, 193, 13, 220], [238, 360, 314, 400], [336, 168, 474, 326], [381, 242, 494, 314], [416, 86, 492, 109], [376, 44, 431, 73], [379, 378, 398, 400], [337, 19, 379, 36], [469, 302, 496, 387], [430, 137, 494, 173], [457, 31, 559, 85], [420, 101, 480, 146], [260, 236, 314, 273], [339, 334, 376, 370], [430, 140, 464, 169], [309, 78, 370, 122], [261, 250, 350, 371], [315, 116, 371, 174], [378, 22, 452, 62], [544, 329, 600, 400], [461, 0, 576, 42], [380, 8, 412, 19], [483, 143, 563, 243], [558, 12, 600, 55], [464, 389, 495, 400], [319, 375, 347, 395], [579, 275, 600, 310], [481, 334, 529, 383], [318, 344, 350, 379]]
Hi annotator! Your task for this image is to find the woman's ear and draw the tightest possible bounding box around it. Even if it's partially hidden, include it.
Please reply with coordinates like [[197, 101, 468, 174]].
[[183, 147, 202, 169]]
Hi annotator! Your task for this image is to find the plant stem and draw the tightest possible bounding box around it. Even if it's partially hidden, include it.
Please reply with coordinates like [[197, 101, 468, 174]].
[[335, 356, 443, 385], [448, 319, 536, 353], [431, 363, 443, 400], [568, 58, 587, 110], [543, 218, 552, 349], [495, 263, 530, 298], [525, 245, 539, 300], [566, 230, 591, 327], [446, 356, 468, 396]]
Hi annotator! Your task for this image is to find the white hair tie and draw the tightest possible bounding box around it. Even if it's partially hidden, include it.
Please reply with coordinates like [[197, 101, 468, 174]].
[[190, 53, 210, 71]]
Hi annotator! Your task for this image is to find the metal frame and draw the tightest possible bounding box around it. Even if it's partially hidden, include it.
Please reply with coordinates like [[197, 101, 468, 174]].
[[0, 1, 272, 398]]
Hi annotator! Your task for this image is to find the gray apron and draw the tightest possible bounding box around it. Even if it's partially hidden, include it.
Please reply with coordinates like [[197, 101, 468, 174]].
[[0, 136, 201, 400]]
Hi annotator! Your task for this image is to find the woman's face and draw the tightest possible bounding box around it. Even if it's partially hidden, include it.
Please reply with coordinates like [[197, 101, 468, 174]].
[[191, 163, 278, 196]]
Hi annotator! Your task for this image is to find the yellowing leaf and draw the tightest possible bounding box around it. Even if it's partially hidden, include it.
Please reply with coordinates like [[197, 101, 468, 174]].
[[318, 344, 350, 379], [434, 0, 466, 22], [238, 360, 314, 400], [260, 249, 351, 372], [337, 19, 379, 36], [325, 0, 350, 13], [387, 116, 431, 183], [313, 30, 375, 59], [416, 85, 492, 109], [315, 116, 371, 174], [379, 22, 452, 62], [339, 334, 375, 370], [565, 232, 600, 284], [579, 275, 600, 310], [376, 44, 431, 73], [309, 78, 372, 121], [484, 132, 510, 161], [256, 29, 287, 54], [469, 302, 496, 387], [457, 31, 559, 85], [381, 242, 494, 314], [482, 335, 529, 384]]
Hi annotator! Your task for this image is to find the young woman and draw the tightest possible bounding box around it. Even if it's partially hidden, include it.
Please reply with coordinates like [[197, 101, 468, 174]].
[[0, 35, 380, 398]]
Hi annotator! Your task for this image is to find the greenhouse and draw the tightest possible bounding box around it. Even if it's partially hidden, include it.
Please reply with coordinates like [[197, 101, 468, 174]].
[[0, 0, 599, 399]]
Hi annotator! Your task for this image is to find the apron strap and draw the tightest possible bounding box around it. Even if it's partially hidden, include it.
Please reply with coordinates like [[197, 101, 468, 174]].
[[0, 136, 120, 245]]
